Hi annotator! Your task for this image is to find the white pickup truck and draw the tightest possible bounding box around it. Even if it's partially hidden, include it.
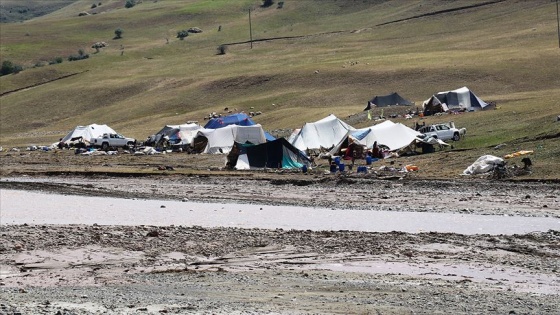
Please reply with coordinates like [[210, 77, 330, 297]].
[[418, 123, 461, 141], [91, 133, 136, 150]]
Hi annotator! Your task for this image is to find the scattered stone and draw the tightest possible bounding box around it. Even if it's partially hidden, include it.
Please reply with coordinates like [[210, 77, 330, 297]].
[[146, 230, 160, 237]]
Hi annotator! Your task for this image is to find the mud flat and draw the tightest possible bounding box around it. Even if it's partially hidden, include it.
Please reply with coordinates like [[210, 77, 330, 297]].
[[1, 174, 559, 314]]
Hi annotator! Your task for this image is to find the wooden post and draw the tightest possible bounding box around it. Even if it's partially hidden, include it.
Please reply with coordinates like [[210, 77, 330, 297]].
[[249, 9, 253, 49]]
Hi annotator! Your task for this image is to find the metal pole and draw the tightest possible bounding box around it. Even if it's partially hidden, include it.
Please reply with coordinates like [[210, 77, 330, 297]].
[[249, 9, 253, 49]]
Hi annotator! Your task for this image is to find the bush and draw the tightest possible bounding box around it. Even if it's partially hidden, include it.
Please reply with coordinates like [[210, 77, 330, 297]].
[[91, 3, 97, 9], [217, 44, 228, 55], [68, 49, 89, 62], [177, 30, 189, 40], [262, 0, 274, 8], [125, 0, 136, 8], [0, 60, 23, 76], [49, 57, 63, 65], [114, 28, 123, 39]]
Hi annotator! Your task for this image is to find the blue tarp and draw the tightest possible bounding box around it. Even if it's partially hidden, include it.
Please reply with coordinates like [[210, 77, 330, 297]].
[[204, 113, 255, 129], [351, 129, 372, 141], [205, 113, 275, 140], [237, 138, 311, 169]]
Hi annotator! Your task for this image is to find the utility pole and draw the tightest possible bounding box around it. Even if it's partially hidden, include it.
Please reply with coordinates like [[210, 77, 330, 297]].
[[556, 0, 560, 48], [249, 9, 253, 49]]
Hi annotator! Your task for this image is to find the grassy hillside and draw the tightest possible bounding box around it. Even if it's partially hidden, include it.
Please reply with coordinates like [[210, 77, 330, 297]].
[[1, 0, 559, 178]]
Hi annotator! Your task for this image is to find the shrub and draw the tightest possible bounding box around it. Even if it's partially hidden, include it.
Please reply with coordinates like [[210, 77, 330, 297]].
[[68, 49, 89, 62], [91, 3, 97, 9], [0, 60, 23, 76], [49, 57, 64, 65], [262, 0, 274, 8], [125, 0, 136, 8], [114, 28, 123, 39], [177, 30, 189, 40], [217, 44, 228, 55]]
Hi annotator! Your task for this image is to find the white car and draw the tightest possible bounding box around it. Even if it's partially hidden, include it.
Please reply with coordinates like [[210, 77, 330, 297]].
[[418, 124, 461, 141]]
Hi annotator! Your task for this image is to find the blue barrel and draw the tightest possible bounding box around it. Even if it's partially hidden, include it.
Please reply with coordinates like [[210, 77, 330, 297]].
[[330, 163, 338, 173], [334, 156, 341, 165], [365, 156, 372, 165], [302, 165, 308, 173], [338, 163, 345, 172]]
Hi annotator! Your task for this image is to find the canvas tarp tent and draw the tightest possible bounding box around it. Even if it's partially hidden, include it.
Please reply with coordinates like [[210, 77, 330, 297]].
[[204, 113, 256, 129], [149, 123, 202, 147], [330, 120, 422, 154], [233, 138, 312, 170], [289, 114, 355, 152], [423, 86, 488, 114], [363, 92, 414, 110], [61, 124, 117, 144], [192, 124, 267, 154], [204, 112, 275, 141]]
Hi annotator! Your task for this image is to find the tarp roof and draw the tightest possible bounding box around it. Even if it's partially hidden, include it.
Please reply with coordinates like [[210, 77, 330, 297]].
[[153, 123, 202, 145], [204, 113, 275, 141], [364, 92, 414, 110], [329, 120, 422, 154], [193, 124, 268, 154], [204, 113, 255, 129], [235, 138, 312, 170], [289, 114, 355, 152], [61, 124, 116, 143], [423, 86, 488, 113]]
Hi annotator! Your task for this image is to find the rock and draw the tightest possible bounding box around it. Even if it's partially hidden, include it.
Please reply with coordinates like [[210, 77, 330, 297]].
[[147, 230, 159, 237]]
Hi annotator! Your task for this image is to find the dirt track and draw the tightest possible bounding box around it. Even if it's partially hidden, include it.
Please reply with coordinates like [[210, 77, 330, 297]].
[[1, 150, 559, 314]]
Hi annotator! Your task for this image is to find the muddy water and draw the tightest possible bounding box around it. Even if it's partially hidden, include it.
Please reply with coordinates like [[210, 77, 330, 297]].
[[1, 189, 558, 234]]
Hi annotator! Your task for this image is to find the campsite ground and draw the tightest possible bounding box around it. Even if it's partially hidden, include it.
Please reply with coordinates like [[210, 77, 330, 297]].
[[1, 150, 559, 314]]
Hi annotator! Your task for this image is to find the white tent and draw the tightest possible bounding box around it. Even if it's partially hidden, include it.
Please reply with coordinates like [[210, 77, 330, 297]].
[[289, 114, 355, 152], [423, 86, 488, 113], [329, 120, 422, 154], [61, 124, 117, 144], [193, 124, 267, 154]]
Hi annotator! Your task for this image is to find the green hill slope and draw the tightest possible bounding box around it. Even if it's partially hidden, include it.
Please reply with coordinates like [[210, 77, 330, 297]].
[[1, 0, 559, 177]]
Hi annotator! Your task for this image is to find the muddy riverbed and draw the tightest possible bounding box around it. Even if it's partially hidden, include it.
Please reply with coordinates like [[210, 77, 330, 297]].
[[1, 162, 560, 314]]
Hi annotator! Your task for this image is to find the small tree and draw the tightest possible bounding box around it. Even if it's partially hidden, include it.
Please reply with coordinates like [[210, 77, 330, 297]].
[[125, 0, 136, 8], [262, 0, 274, 8], [177, 30, 189, 40], [114, 28, 123, 39]]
